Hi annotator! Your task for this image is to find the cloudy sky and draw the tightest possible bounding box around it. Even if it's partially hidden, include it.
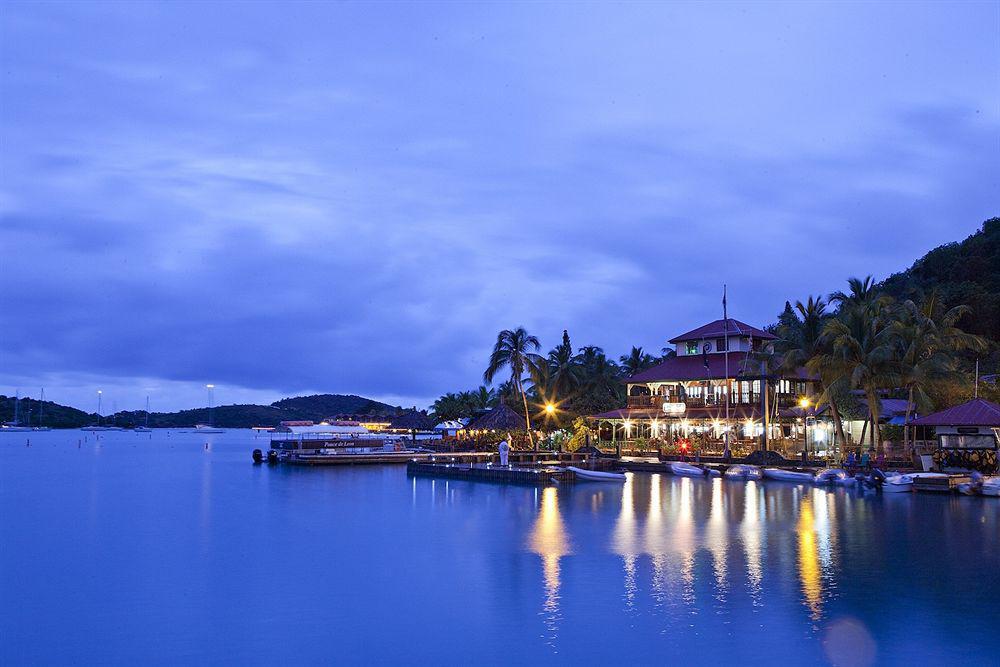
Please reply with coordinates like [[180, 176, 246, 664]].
[[1, 1, 997, 413]]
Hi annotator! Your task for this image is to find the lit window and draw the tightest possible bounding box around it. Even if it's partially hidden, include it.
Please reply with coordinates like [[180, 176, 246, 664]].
[[686, 341, 698, 355]]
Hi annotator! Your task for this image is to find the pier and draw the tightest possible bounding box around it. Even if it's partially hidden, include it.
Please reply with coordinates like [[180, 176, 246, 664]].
[[406, 461, 575, 485]]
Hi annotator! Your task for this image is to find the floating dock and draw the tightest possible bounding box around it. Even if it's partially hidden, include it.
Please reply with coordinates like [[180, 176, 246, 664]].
[[286, 452, 494, 466], [913, 473, 971, 493], [406, 461, 575, 485]]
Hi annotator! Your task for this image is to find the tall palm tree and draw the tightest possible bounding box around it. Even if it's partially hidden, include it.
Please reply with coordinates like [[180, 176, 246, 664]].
[[818, 281, 898, 451], [619, 346, 658, 377], [546, 330, 582, 400], [484, 327, 543, 443], [891, 291, 987, 448], [780, 296, 848, 449]]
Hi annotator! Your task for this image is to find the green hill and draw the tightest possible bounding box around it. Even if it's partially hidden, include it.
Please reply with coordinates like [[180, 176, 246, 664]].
[[879, 217, 999, 340], [1, 393, 402, 429]]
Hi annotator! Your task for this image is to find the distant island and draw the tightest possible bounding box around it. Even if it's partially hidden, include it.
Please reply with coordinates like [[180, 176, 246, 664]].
[[0, 393, 405, 430]]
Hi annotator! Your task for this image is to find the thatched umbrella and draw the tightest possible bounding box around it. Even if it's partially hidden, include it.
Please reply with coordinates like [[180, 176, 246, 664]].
[[465, 402, 526, 432], [390, 410, 436, 442]]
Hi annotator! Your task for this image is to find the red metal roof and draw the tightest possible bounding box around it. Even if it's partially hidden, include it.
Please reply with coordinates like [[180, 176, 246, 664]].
[[668, 318, 776, 344], [626, 352, 812, 383], [908, 398, 1000, 427]]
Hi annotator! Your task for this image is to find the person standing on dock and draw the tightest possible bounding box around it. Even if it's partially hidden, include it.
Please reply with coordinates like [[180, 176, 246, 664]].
[[499, 439, 510, 467]]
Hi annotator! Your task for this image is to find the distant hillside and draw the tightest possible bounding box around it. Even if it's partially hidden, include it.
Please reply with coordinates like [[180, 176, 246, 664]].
[[271, 394, 398, 417], [1, 393, 402, 429], [879, 217, 999, 340], [0, 396, 94, 428]]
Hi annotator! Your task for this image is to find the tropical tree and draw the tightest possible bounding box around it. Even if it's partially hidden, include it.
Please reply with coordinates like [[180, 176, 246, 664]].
[[817, 278, 899, 451], [890, 290, 987, 448], [778, 296, 849, 448], [546, 330, 582, 400], [619, 346, 658, 377], [484, 327, 544, 443]]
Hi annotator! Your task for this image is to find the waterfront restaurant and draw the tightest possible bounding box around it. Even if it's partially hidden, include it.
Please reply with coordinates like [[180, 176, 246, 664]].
[[590, 318, 823, 455]]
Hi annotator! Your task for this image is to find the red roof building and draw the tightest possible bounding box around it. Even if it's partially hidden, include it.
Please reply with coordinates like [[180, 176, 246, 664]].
[[908, 398, 1000, 427]]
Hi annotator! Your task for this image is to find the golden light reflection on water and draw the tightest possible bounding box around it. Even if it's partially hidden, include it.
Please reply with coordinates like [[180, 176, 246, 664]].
[[741, 482, 764, 605], [529, 486, 570, 646], [612, 474, 639, 609], [707, 479, 728, 600], [797, 494, 822, 620]]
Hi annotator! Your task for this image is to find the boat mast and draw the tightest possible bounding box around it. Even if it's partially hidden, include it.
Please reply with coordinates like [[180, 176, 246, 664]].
[[723, 286, 730, 455], [39, 388, 44, 427], [14, 390, 20, 426], [145, 395, 150, 427]]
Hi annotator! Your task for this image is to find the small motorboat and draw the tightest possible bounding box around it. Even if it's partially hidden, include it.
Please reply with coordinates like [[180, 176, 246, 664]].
[[671, 462, 719, 477], [566, 466, 626, 482], [814, 468, 849, 484], [724, 464, 762, 480], [981, 477, 1000, 497], [882, 474, 914, 493], [762, 468, 814, 483]]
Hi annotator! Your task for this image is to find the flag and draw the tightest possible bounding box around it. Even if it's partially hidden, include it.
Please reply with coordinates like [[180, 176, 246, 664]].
[[702, 342, 710, 370]]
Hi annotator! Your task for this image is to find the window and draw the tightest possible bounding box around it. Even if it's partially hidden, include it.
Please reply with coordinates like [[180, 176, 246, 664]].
[[686, 341, 699, 355], [716, 338, 727, 352]]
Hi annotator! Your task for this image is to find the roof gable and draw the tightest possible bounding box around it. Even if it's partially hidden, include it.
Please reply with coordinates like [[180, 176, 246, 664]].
[[908, 398, 1000, 426], [668, 318, 776, 344]]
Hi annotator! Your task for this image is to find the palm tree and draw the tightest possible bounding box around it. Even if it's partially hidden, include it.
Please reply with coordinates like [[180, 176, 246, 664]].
[[778, 296, 848, 449], [619, 346, 658, 377], [818, 281, 899, 451], [546, 330, 582, 400], [484, 327, 543, 443], [890, 291, 987, 449], [468, 385, 497, 412]]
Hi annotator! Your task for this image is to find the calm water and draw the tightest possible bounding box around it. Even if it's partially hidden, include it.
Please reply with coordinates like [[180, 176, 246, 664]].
[[1, 430, 997, 665]]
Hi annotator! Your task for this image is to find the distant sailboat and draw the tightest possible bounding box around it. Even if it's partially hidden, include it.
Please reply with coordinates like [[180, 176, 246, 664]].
[[2, 391, 33, 431], [33, 388, 52, 431], [134, 396, 153, 432], [190, 384, 225, 433]]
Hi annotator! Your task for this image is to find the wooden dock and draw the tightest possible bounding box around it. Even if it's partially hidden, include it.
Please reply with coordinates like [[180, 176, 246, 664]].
[[913, 474, 971, 493], [285, 452, 494, 466], [406, 461, 574, 485]]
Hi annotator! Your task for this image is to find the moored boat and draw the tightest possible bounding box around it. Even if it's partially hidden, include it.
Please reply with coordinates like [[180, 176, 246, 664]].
[[762, 468, 814, 483], [566, 466, 626, 482], [814, 468, 849, 484], [671, 462, 719, 477], [981, 477, 1000, 497], [724, 464, 762, 480], [882, 474, 914, 493]]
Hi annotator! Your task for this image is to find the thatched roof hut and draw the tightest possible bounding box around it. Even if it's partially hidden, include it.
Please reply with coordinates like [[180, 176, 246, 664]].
[[389, 410, 436, 431], [465, 403, 526, 432]]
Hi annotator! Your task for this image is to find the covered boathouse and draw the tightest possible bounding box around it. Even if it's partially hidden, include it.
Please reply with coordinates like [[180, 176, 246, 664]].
[[590, 318, 825, 457]]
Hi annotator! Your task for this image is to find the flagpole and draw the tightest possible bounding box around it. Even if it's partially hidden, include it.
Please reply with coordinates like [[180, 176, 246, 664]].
[[723, 284, 730, 458]]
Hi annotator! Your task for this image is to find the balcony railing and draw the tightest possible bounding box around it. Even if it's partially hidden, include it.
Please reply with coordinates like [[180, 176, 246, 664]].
[[625, 393, 802, 410]]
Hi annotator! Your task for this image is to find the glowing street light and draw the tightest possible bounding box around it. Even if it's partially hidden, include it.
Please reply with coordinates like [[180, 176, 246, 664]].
[[545, 403, 555, 415]]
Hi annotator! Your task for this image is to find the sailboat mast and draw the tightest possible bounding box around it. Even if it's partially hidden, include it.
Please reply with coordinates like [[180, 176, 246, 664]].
[[145, 395, 150, 427], [39, 388, 44, 427], [14, 390, 20, 425], [723, 286, 730, 451]]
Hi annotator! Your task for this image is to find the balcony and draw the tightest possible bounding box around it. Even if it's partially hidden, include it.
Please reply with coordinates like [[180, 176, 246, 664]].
[[626, 393, 801, 410]]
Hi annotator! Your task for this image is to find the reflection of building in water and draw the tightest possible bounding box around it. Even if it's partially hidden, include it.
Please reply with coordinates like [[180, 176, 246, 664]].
[[612, 473, 639, 609], [529, 486, 570, 643], [741, 481, 764, 605], [707, 478, 729, 600]]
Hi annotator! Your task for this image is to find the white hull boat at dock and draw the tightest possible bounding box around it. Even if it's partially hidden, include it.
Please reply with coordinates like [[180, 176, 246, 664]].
[[566, 466, 626, 482], [882, 474, 914, 493], [671, 462, 720, 477], [762, 468, 814, 483], [981, 477, 1000, 497], [724, 464, 762, 480], [814, 468, 849, 485]]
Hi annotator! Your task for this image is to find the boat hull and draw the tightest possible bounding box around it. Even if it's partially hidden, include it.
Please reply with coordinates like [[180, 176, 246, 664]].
[[566, 466, 626, 482], [724, 465, 762, 480], [762, 468, 814, 483]]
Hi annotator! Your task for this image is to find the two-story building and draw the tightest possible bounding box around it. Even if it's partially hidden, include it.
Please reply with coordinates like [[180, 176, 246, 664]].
[[591, 318, 822, 451]]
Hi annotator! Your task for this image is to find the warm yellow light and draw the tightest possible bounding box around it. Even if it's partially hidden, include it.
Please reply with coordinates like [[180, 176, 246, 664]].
[[545, 403, 555, 414], [207, 384, 215, 389], [799, 397, 810, 409]]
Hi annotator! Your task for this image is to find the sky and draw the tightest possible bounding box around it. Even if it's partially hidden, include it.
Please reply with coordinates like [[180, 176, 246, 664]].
[[1, 1, 998, 413]]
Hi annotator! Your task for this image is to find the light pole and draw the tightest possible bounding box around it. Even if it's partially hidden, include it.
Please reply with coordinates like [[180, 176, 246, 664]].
[[97, 390, 103, 426], [799, 397, 811, 461], [206, 384, 215, 427]]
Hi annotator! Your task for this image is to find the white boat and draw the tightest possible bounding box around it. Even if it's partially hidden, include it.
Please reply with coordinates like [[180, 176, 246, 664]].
[[566, 466, 626, 482], [882, 474, 914, 493], [814, 468, 849, 484], [724, 464, 762, 480], [981, 477, 1000, 497], [134, 426, 152, 432], [762, 468, 814, 483], [671, 462, 719, 477]]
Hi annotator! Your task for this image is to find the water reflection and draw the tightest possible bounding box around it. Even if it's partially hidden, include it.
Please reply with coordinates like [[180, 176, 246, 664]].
[[529, 486, 569, 648], [608, 474, 844, 629]]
